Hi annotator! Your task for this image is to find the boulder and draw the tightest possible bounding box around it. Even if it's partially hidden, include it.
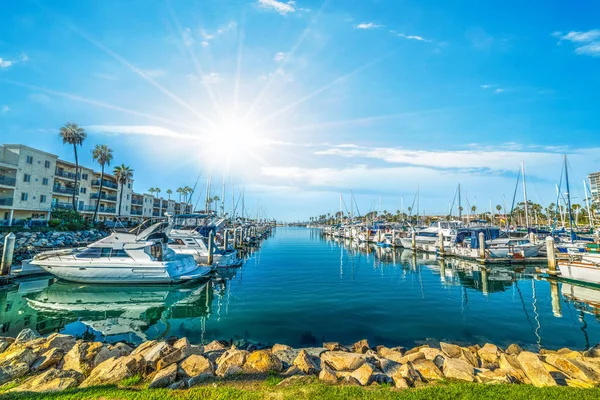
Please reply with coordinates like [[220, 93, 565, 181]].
[[14, 328, 41, 344], [94, 343, 133, 367], [31, 348, 64, 371], [293, 349, 320, 375], [141, 342, 173, 370], [352, 339, 370, 354], [398, 352, 426, 365], [443, 358, 475, 382], [394, 377, 410, 389], [244, 350, 283, 373], [11, 368, 83, 392], [421, 347, 445, 361], [397, 363, 421, 385], [404, 345, 430, 356], [440, 342, 462, 358], [583, 344, 600, 358], [42, 334, 76, 353], [0, 346, 37, 367], [272, 344, 292, 353], [131, 340, 158, 357], [544, 354, 599, 384], [179, 354, 214, 379], [413, 359, 444, 382], [156, 347, 188, 371], [274, 348, 325, 369], [215, 349, 249, 377], [187, 372, 216, 387], [149, 363, 178, 388], [282, 365, 305, 377], [0, 362, 29, 385], [499, 353, 530, 384], [168, 380, 187, 390], [321, 351, 366, 371], [350, 363, 375, 386], [318, 363, 338, 383], [460, 348, 480, 368], [378, 347, 416, 364], [323, 342, 344, 352], [506, 344, 523, 355], [476, 368, 515, 384], [62, 341, 107, 374], [80, 355, 145, 388], [0, 338, 15, 353], [478, 344, 501, 364], [204, 340, 228, 352], [516, 351, 557, 387]]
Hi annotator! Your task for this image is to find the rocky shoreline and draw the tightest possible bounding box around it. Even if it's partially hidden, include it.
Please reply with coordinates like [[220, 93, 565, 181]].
[[0, 230, 108, 263], [1, 330, 599, 393]]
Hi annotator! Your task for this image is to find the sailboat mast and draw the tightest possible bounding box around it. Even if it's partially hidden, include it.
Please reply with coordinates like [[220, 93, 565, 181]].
[[205, 173, 212, 214], [521, 161, 529, 228], [221, 176, 225, 218], [584, 180, 595, 229], [417, 184, 420, 226], [458, 184, 462, 221]]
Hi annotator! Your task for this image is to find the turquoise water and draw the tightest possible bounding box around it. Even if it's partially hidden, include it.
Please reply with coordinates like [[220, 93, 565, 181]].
[[1, 227, 599, 350]]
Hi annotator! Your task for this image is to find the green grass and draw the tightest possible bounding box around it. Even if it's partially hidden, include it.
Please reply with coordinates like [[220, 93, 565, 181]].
[[120, 375, 143, 387], [1, 381, 600, 400]]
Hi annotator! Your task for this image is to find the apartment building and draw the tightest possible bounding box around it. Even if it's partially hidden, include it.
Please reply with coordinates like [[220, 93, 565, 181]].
[[590, 172, 600, 205], [0, 143, 193, 226]]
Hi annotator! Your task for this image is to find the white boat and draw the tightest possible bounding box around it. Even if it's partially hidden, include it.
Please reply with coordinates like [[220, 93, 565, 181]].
[[30, 223, 212, 284], [558, 253, 600, 285], [485, 238, 543, 258], [400, 221, 464, 251]]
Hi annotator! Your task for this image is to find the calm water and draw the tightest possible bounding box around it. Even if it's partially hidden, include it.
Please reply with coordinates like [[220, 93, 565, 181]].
[[1, 227, 599, 350]]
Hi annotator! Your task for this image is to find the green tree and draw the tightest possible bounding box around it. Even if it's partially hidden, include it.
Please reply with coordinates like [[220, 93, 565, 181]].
[[59, 122, 87, 211], [166, 189, 173, 200], [113, 164, 134, 217], [91, 144, 113, 223]]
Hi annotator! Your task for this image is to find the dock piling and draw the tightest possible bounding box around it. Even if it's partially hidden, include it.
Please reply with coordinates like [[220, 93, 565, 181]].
[[224, 230, 230, 251], [1, 233, 16, 276], [411, 231, 416, 251], [478, 232, 485, 260], [546, 236, 557, 274], [207, 231, 214, 265], [233, 229, 238, 249], [438, 231, 445, 257]]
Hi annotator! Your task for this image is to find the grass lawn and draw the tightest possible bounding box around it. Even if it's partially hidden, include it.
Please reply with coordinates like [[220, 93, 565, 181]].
[[1, 380, 599, 400]]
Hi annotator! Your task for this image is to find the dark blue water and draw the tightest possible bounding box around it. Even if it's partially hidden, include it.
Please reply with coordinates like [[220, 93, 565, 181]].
[[1, 227, 599, 350]]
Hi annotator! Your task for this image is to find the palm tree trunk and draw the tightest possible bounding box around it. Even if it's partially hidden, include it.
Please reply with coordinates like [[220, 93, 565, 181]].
[[73, 143, 79, 211], [93, 165, 104, 222], [118, 182, 124, 217]]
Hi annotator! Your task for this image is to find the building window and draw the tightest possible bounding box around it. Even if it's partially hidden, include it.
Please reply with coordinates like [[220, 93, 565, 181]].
[[126, 206, 129, 211], [23, 174, 31, 183], [127, 194, 130, 200], [40, 195, 47, 203], [42, 178, 49, 185], [44, 160, 50, 168], [21, 193, 28, 201], [26, 155, 33, 164], [128, 183, 131, 189], [80, 187, 87, 194], [82, 173, 88, 180]]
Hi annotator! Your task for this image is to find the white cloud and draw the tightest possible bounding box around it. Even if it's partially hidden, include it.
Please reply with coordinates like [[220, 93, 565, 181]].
[[553, 29, 600, 57], [86, 125, 197, 139], [198, 22, 237, 47], [201, 72, 223, 85], [257, 0, 296, 15], [274, 52, 286, 62], [397, 33, 430, 42], [494, 88, 504, 94], [0, 58, 13, 68], [480, 84, 497, 89], [201, 41, 209, 47], [356, 22, 382, 30]]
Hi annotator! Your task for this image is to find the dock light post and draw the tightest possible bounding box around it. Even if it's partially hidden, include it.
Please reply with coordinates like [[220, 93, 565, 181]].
[[1, 233, 16, 276]]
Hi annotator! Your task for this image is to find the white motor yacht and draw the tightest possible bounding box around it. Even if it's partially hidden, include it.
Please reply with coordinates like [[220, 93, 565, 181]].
[[30, 223, 212, 284], [400, 220, 464, 251], [485, 238, 543, 258]]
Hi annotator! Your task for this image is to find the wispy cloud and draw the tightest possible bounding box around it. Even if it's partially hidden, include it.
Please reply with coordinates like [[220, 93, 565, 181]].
[[201, 72, 223, 85], [553, 29, 600, 57], [199, 21, 237, 47], [86, 125, 198, 139], [0, 53, 29, 69], [481, 84, 505, 94], [397, 33, 430, 42], [274, 52, 286, 62], [480, 84, 498, 89], [356, 22, 382, 30], [0, 58, 14, 68], [258, 0, 296, 15]]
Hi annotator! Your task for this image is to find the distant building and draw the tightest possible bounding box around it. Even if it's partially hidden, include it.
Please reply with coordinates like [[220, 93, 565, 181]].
[[590, 172, 600, 205], [0, 143, 193, 226]]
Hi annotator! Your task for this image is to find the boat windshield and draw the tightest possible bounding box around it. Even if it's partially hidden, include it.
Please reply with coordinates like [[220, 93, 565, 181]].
[[76, 247, 130, 258]]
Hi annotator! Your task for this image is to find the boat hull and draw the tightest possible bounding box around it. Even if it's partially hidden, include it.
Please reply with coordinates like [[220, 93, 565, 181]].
[[558, 261, 600, 286]]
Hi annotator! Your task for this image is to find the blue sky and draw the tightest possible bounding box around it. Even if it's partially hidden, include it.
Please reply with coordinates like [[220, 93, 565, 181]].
[[1, 0, 599, 220]]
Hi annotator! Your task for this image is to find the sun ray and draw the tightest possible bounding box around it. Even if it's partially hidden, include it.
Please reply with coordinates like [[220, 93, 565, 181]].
[[166, 0, 223, 120], [254, 51, 394, 128], [244, 0, 330, 121], [1, 79, 205, 133], [39, 4, 216, 127], [233, 13, 246, 117]]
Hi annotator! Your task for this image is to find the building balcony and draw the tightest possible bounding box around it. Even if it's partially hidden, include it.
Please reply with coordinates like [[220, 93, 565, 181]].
[[0, 175, 16, 187], [54, 169, 77, 180], [131, 210, 142, 216], [152, 211, 161, 217], [99, 207, 116, 214], [0, 159, 18, 169], [52, 202, 73, 210], [53, 185, 76, 195], [0, 197, 14, 206], [91, 179, 118, 190], [91, 193, 118, 202], [131, 198, 143, 205], [78, 204, 97, 212]]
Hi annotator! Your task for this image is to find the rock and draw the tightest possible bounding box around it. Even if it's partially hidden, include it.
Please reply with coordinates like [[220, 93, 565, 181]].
[[274, 348, 325, 369], [168, 380, 187, 390], [506, 344, 523, 355], [394, 377, 410, 389], [350, 363, 375, 386], [440, 342, 462, 358], [80, 355, 145, 388], [352, 339, 370, 354], [156, 347, 188, 371], [130, 340, 158, 357], [476, 368, 515, 384], [376, 347, 405, 363], [204, 340, 228, 352], [244, 350, 283, 373], [149, 363, 178, 388], [282, 365, 305, 377], [11, 368, 83, 392], [318, 363, 338, 383], [187, 371, 216, 387], [460, 348, 480, 368], [323, 342, 343, 352], [31, 348, 64, 371], [516, 351, 557, 387], [583, 344, 600, 358], [14, 328, 41, 344], [404, 345, 430, 356], [443, 358, 475, 382], [0, 363, 29, 385], [94, 343, 133, 367], [142, 342, 173, 370], [277, 375, 316, 387], [379, 358, 400, 376], [173, 337, 190, 350], [499, 353, 530, 384], [293, 349, 320, 375], [398, 351, 426, 365], [272, 344, 292, 353], [42, 334, 76, 353], [413, 359, 444, 382], [63, 342, 107, 374], [342, 375, 361, 386], [398, 362, 421, 385], [215, 349, 249, 377], [0, 338, 15, 353], [204, 350, 226, 364], [421, 347, 445, 361], [179, 354, 214, 379], [0, 346, 37, 367], [478, 343, 501, 364], [544, 354, 599, 384], [321, 351, 366, 371]]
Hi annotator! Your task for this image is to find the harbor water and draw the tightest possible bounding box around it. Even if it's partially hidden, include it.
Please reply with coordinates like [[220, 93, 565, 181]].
[[1, 227, 599, 350]]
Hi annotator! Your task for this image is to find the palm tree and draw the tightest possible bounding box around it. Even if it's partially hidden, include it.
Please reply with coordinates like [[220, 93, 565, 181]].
[[496, 205, 502, 213], [113, 164, 134, 217], [91, 145, 113, 222], [176, 187, 183, 202], [166, 189, 173, 200], [59, 122, 87, 210], [183, 186, 193, 203]]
